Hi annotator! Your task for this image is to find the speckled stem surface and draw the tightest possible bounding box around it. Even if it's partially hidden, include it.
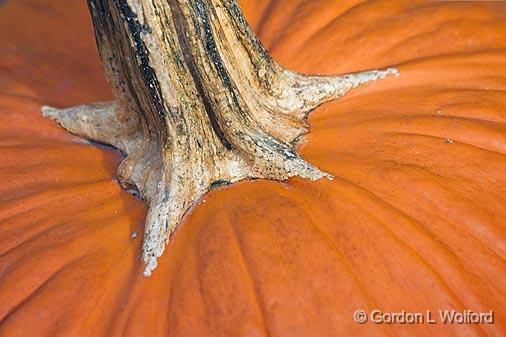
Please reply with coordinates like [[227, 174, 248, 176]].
[[42, 0, 397, 276]]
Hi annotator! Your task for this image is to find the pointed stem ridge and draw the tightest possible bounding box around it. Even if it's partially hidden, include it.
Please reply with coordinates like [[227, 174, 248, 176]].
[[42, 0, 398, 276]]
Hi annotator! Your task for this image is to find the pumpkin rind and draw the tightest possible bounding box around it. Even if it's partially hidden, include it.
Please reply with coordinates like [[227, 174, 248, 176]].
[[1, 0, 505, 336]]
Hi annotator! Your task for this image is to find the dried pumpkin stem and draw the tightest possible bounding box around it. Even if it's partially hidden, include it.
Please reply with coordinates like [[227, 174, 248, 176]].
[[41, 0, 398, 276]]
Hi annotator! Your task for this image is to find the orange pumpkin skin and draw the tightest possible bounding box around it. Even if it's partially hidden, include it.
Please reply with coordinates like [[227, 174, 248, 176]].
[[1, 1, 505, 336]]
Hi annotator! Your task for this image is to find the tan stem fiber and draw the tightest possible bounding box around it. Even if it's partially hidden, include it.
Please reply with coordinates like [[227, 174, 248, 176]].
[[42, 0, 398, 276]]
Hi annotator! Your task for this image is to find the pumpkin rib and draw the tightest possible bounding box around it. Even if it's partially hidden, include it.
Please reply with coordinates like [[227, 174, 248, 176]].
[[253, 188, 379, 310], [313, 117, 506, 154], [1, 252, 129, 337], [254, 0, 279, 39], [103, 260, 148, 337], [330, 173, 505, 265], [334, 169, 506, 266], [303, 0, 374, 45], [0, 179, 117, 203], [417, 129, 506, 152], [298, 179, 478, 283], [165, 261, 192, 337], [315, 112, 506, 130], [268, 186, 393, 314], [226, 220, 272, 337], [169, 245, 206, 336], [274, 1, 410, 62], [407, 51, 506, 72], [0, 92, 40, 105], [0, 130, 84, 147], [0, 193, 123, 263], [0, 186, 121, 226], [0, 198, 143, 334], [322, 157, 505, 256], [304, 166, 504, 268], [308, 174, 504, 287], [292, 180, 486, 337], [296, 178, 503, 337], [0, 170, 117, 200], [194, 205, 272, 336], [313, 92, 506, 126], [383, 19, 504, 55], [370, 158, 504, 209], [76, 251, 143, 337], [283, 191, 401, 332], [0, 207, 125, 277], [257, 1, 364, 56], [225, 186, 380, 337], [0, 182, 119, 221], [0, 254, 89, 326], [312, 105, 506, 124], [326, 155, 506, 226], [272, 192, 380, 306], [340, 207, 482, 335], [385, 131, 506, 155]]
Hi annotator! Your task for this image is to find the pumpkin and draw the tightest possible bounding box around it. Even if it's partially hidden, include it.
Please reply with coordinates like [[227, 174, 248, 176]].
[[1, 0, 505, 336]]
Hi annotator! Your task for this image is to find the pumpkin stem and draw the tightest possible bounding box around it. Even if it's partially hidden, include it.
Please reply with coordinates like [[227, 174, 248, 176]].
[[42, 0, 398, 276]]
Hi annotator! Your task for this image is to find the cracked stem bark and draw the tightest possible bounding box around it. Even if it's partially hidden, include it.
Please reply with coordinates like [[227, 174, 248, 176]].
[[42, 0, 398, 276]]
